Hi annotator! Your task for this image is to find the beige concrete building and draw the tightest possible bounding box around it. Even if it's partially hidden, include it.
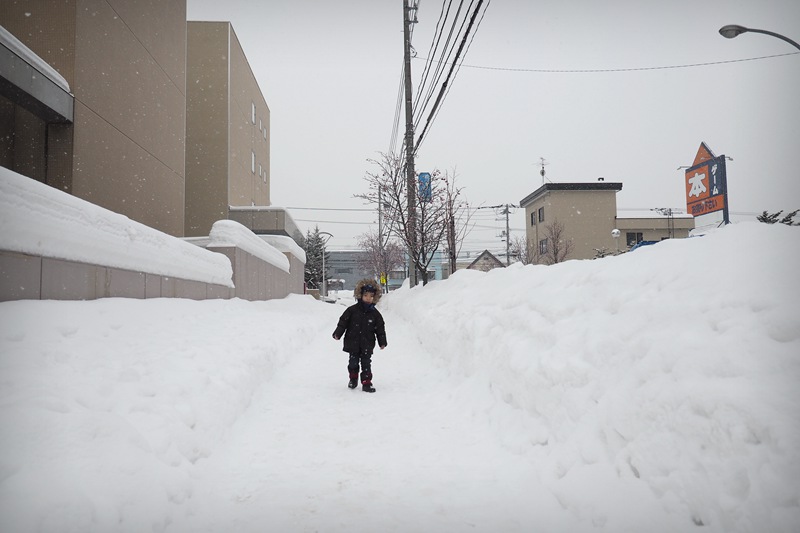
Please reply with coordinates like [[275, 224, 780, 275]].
[[520, 181, 694, 261], [185, 21, 271, 237], [1, 0, 188, 236], [1, 2, 305, 302]]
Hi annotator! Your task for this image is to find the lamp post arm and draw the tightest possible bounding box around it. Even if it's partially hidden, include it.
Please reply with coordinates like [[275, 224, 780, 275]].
[[748, 28, 800, 51]]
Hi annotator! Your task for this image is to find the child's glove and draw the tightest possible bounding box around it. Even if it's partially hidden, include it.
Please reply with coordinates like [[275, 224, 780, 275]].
[[379, 345, 386, 350], [333, 334, 340, 340]]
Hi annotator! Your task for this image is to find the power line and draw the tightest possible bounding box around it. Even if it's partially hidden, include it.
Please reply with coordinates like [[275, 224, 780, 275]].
[[413, 0, 451, 121], [295, 219, 375, 225], [415, 0, 488, 151], [287, 206, 374, 212], [413, 0, 465, 129], [416, 0, 489, 151], [413, 51, 799, 73]]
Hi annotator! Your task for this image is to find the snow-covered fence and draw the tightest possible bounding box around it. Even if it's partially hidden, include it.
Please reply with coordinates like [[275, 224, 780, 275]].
[[0, 167, 304, 301]]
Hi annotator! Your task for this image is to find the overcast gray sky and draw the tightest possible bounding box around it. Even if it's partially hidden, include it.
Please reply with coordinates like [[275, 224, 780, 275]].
[[187, 0, 800, 254]]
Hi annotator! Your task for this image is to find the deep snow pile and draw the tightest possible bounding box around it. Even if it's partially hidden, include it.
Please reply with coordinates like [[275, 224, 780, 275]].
[[0, 222, 798, 532], [383, 222, 800, 530]]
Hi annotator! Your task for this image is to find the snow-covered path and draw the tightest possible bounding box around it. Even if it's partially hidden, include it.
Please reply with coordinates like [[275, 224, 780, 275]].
[[181, 306, 560, 532]]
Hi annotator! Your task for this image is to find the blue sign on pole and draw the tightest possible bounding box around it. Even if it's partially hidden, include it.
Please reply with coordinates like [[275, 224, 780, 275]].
[[418, 172, 432, 202]]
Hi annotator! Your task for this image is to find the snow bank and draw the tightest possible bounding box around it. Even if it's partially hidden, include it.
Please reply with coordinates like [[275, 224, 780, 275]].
[[383, 222, 800, 531], [0, 167, 234, 287], [208, 220, 290, 273], [0, 295, 325, 532]]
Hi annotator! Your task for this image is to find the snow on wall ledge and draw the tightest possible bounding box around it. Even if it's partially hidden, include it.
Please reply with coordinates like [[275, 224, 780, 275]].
[[257, 234, 306, 264], [208, 220, 291, 273], [0, 167, 234, 288]]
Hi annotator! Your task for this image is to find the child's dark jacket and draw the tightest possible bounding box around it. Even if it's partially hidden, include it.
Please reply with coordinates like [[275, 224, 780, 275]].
[[333, 302, 387, 353]]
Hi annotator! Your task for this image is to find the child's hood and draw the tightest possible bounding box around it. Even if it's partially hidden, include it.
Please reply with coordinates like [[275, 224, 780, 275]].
[[354, 278, 382, 304]]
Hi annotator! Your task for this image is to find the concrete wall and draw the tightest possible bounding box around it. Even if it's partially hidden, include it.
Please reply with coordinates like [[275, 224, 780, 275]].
[[0, 246, 304, 303], [0, 250, 234, 302]]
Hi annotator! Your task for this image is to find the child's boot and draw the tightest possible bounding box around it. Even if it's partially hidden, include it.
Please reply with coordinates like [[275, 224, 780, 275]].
[[347, 371, 358, 389], [361, 371, 376, 393]]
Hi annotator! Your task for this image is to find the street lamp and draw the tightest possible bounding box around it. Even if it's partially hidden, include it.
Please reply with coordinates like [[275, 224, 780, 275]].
[[719, 25, 800, 51], [319, 231, 333, 298]]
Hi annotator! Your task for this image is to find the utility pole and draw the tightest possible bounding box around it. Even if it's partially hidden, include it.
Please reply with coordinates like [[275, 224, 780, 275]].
[[403, 0, 418, 287], [504, 204, 511, 265], [447, 200, 457, 276], [378, 185, 383, 288], [480, 203, 515, 265]]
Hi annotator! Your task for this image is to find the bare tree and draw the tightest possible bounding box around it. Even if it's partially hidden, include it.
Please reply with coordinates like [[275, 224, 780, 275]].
[[539, 219, 574, 265], [509, 235, 538, 265], [356, 230, 406, 287], [442, 168, 473, 275], [356, 153, 459, 285]]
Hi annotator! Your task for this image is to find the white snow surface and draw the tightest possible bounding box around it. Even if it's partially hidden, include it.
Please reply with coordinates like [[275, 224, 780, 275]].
[[1, 222, 798, 532], [208, 220, 291, 273], [0, 167, 234, 287]]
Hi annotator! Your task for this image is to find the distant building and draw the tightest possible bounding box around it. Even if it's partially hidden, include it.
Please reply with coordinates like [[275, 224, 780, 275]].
[[519, 181, 694, 261], [615, 209, 694, 249], [466, 250, 505, 272], [327, 251, 374, 290], [386, 250, 446, 289]]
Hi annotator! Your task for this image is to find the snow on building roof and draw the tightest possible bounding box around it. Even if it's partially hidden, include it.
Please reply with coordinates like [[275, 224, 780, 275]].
[[0, 24, 71, 93], [616, 209, 693, 219]]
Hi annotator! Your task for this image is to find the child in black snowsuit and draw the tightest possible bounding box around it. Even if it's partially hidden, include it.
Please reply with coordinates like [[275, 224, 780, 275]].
[[332, 278, 387, 393]]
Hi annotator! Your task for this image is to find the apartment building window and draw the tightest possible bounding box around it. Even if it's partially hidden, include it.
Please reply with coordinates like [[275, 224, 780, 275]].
[[258, 163, 262, 178], [539, 238, 548, 255], [251, 151, 256, 173], [259, 118, 262, 131], [530, 212, 536, 226], [263, 128, 267, 140], [251, 102, 256, 124], [538, 207, 545, 223], [627, 232, 643, 247]]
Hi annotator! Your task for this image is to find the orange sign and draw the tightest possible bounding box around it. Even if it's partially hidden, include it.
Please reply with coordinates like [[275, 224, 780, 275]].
[[684, 146, 728, 218]]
